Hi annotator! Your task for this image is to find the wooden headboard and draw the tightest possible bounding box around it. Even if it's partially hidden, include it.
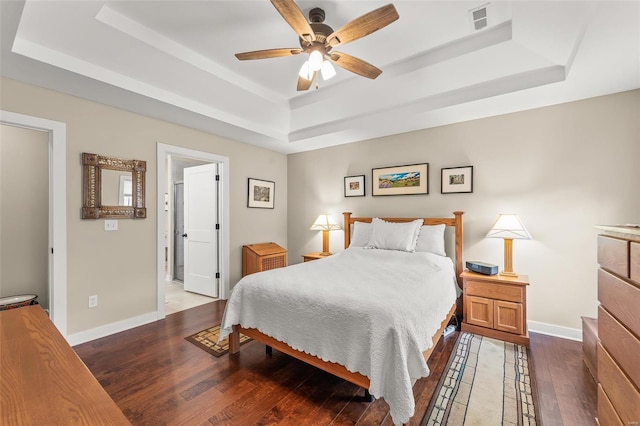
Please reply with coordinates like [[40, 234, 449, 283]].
[[342, 211, 464, 285]]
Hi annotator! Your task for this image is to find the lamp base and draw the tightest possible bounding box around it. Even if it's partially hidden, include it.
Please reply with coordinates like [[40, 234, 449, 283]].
[[319, 251, 332, 256], [499, 270, 518, 277]]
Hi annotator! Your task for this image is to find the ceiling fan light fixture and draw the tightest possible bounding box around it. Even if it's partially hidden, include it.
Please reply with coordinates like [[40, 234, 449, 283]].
[[309, 50, 323, 71], [321, 60, 336, 80], [298, 61, 313, 81]]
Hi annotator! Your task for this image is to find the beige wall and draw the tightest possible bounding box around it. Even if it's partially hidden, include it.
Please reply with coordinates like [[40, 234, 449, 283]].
[[0, 124, 49, 308], [0, 77, 288, 334], [287, 90, 640, 332]]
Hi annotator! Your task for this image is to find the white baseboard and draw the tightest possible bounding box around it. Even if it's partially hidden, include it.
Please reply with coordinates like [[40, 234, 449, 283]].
[[528, 320, 582, 342], [66, 311, 158, 346]]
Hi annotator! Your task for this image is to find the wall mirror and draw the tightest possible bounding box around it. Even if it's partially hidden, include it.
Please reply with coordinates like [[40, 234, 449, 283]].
[[82, 152, 146, 219]]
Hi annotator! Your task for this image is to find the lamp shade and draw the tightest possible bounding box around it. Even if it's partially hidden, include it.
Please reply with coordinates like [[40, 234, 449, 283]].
[[486, 214, 532, 240], [298, 61, 312, 81], [310, 214, 341, 231], [309, 50, 323, 71], [320, 61, 336, 80]]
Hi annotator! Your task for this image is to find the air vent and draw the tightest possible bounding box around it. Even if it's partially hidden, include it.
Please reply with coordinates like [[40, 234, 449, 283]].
[[469, 3, 490, 31]]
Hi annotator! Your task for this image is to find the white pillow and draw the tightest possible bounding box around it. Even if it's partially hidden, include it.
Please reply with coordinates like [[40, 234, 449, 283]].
[[415, 224, 446, 256], [365, 218, 423, 252], [349, 221, 372, 247]]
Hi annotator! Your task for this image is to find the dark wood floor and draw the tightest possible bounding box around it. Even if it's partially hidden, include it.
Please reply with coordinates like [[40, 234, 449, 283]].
[[74, 301, 596, 425]]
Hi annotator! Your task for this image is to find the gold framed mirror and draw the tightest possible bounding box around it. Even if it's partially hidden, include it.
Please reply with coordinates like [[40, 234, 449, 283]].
[[82, 153, 146, 219]]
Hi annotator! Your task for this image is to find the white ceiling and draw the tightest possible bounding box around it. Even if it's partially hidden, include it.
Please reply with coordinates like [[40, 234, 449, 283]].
[[1, 1, 639, 154]]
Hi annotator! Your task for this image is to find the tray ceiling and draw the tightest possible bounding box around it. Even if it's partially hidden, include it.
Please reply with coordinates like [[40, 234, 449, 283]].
[[1, 1, 639, 153]]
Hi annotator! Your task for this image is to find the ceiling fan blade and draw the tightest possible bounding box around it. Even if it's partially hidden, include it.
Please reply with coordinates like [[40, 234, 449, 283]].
[[235, 48, 302, 60], [326, 4, 399, 48], [271, 0, 316, 43], [328, 52, 382, 79], [297, 71, 317, 91]]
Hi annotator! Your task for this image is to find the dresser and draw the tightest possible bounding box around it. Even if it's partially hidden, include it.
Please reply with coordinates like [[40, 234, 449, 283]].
[[1, 305, 130, 424], [595, 225, 640, 425], [461, 270, 530, 346], [242, 242, 287, 276]]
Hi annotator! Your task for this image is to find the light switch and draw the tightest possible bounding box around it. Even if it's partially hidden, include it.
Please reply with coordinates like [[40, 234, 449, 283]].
[[104, 220, 118, 231]]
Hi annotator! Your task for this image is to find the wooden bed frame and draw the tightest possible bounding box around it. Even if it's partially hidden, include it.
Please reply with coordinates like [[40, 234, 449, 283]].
[[229, 211, 464, 395]]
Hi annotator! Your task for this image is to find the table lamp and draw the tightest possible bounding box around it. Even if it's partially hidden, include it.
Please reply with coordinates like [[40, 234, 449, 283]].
[[310, 214, 342, 255], [486, 214, 531, 277]]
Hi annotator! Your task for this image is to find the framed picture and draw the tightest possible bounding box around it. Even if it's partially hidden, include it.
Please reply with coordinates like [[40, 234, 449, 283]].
[[247, 178, 275, 209], [441, 166, 473, 194], [344, 175, 365, 197], [372, 163, 429, 196]]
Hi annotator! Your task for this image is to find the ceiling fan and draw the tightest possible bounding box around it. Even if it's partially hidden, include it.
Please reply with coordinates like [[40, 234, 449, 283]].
[[235, 0, 399, 91]]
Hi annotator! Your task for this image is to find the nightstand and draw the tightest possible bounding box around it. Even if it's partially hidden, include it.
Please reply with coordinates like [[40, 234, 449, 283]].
[[461, 270, 530, 346], [302, 252, 331, 262]]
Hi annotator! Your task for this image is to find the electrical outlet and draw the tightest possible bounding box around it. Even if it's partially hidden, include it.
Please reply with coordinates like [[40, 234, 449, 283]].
[[104, 220, 118, 231], [88, 295, 98, 308]]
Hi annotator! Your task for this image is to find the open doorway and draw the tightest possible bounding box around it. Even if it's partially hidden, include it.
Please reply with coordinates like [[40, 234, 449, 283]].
[[156, 144, 230, 319], [0, 110, 67, 336], [165, 157, 217, 314]]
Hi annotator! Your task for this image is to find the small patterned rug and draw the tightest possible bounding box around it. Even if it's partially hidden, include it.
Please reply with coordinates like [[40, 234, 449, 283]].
[[422, 332, 538, 425], [185, 324, 251, 357]]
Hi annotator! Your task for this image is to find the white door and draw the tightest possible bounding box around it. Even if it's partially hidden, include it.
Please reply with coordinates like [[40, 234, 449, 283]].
[[183, 163, 219, 297]]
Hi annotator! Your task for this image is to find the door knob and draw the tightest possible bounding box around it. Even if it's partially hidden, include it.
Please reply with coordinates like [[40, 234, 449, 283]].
[[182, 233, 188, 238]]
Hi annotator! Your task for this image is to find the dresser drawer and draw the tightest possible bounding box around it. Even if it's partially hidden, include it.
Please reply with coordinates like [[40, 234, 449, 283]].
[[597, 384, 624, 426], [631, 242, 640, 284], [597, 343, 640, 424], [464, 280, 523, 303], [598, 235, 629, 278], [598, 306, 640, 389], [598, 269, 640, 338]]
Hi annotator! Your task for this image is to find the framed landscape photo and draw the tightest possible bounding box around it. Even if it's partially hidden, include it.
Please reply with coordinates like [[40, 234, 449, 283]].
[[372, 163, 429, 196], [344, 175, 365, 197], [247, 178, 275, 209], [441, 166, 473, 194]]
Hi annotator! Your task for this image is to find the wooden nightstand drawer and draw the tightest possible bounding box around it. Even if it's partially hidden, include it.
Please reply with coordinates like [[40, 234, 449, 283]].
[[597, 343, 640, 424], [598, 235, 629, 278], [598, 269, 640, 338], [465, 280, 523, 303], [598, 306, 640, 389]]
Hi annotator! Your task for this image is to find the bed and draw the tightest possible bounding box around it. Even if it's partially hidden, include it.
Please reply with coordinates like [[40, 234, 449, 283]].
[[220, 211, 464, 425]]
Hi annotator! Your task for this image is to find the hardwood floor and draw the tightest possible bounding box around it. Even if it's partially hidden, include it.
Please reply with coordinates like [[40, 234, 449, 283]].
[[74, 301, 596, 425]]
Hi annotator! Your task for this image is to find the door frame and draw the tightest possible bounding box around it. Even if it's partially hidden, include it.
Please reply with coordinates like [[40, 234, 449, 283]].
[[0, 110, 67, 336], [156, 143, 229, 319], [173, 181, 184, 282]]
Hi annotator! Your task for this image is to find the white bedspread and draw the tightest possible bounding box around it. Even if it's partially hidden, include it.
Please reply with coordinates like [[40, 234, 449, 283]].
[[219, 247, 459, 425]]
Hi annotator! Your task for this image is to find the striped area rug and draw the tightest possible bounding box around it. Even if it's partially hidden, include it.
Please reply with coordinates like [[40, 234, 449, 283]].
[[422, 332, 538, 425]]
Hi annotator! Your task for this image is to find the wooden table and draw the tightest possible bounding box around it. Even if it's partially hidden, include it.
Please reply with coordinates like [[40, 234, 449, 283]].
[[0, 305, 130, 424]]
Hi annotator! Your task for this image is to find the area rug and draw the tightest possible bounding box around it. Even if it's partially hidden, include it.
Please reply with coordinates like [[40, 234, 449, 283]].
[[422, 332, 538, 425], [185, 324, 251, 357]]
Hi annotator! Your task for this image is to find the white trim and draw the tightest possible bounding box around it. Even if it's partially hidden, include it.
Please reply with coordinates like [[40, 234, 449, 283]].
[[0, 110, 67, 338], [156, 143, 230, 320], [66, 311, 157, 346], [528, 320, 582, 342]]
